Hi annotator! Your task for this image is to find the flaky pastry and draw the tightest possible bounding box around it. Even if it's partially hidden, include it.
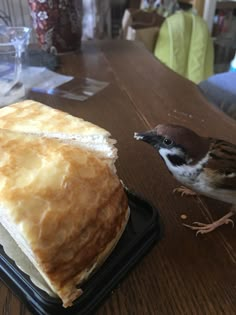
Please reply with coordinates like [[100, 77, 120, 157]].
[[0, 102, 129, 307]]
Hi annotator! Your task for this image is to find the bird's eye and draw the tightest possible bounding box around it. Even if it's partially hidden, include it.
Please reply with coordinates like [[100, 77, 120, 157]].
[[163, 138, 173, 146]]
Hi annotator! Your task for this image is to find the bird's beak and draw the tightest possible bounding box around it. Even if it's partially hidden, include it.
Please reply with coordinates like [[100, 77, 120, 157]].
[[134, 131, 159, 147]]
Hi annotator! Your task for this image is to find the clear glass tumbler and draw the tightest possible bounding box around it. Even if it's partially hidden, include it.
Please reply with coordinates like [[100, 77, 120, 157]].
[[0, 26, 31, 107]]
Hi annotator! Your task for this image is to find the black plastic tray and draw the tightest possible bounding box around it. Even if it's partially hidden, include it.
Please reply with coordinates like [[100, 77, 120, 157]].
[[0, 189, 161, 315]]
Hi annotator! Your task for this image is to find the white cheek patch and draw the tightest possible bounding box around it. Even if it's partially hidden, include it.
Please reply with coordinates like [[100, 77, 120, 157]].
[[159, 148, 182, 177], [159, 148, 209, 185], [159, 148, 172, 167], [159, 147, 184, 170], [159, 147, 184, 159]]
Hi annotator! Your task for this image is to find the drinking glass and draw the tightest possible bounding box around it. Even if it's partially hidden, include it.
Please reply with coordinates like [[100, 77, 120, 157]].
[[0, 26, 31, 107]]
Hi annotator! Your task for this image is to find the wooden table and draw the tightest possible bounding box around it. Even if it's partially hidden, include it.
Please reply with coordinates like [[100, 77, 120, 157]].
[[1, 40, 236, 315]]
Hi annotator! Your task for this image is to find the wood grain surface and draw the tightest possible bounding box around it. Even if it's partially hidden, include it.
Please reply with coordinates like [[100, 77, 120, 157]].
[[1, 40, 236, 315]]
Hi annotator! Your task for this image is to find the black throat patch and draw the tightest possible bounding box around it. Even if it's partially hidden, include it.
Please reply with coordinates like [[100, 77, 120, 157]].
[[167, 154, 186, 166]]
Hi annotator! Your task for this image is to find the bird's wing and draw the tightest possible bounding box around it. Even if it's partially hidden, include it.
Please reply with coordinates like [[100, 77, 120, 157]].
[[204, 139, 236, 190]]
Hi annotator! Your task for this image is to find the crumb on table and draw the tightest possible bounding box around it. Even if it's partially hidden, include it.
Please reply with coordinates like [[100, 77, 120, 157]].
[[180, 214, 188, 220]]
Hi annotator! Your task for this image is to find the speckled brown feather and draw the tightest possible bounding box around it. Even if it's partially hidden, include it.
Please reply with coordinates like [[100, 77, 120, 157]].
[[204, 139, 236, 190]]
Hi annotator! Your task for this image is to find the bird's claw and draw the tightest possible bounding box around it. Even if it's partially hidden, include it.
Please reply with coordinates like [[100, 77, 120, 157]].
[[173, 186, 197, 197], [183, 222, 216, 236], [192, 219, 234, 228], [183, 218, 234, 236]]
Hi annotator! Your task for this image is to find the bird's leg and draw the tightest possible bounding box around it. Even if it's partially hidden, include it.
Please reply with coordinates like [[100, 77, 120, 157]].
[[183, 211, 235, 235], [173, 186, 197, 197]]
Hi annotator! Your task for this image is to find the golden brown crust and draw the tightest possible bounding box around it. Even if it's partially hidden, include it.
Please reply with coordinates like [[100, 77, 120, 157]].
[[0, 100, 110, 136], [0, 128, 129, 307], [0, 100, 118, 171], [60, 193, 129, 307]]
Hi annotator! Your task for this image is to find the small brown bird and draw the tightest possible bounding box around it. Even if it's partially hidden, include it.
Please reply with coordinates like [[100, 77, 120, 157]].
[[134, 124, 236, 235]]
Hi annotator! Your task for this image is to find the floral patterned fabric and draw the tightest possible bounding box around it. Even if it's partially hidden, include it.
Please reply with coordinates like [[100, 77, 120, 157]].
[[28, 0, 82, 54]]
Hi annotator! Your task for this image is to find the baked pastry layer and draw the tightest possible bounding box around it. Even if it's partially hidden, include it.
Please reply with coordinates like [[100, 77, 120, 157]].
[[0, 100, 117, 170], [0, 103, 129, 307]]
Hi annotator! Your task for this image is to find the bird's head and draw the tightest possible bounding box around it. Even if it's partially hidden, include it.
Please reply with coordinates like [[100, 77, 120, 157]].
[[134, 124, 210, 167]]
